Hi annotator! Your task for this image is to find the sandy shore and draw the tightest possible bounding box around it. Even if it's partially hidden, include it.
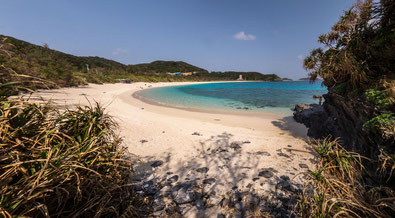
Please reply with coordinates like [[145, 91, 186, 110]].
[[33, 82, 314, 197]]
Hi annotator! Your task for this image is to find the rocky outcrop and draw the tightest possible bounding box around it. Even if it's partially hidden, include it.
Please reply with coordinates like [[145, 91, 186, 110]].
[[293, 90, 378, 156], [293, 103, 330, 138]]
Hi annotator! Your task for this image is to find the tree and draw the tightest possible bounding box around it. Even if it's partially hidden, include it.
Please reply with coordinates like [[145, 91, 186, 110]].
[[303, 0, 395, 90]]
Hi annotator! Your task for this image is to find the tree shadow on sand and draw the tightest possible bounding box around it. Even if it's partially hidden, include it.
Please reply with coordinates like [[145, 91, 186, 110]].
[[130, 132, 304, 217]]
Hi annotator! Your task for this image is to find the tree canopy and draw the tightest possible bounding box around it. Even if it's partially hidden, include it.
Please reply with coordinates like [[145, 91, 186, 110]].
[[304, 0, 395, 90]]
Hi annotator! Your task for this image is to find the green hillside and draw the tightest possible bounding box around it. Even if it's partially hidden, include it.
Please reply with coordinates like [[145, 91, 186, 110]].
[[128, 60, 207, 73], [0, 34, 282, 89]]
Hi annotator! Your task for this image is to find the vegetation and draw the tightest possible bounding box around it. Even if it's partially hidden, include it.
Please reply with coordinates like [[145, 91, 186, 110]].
[[298, 137, 394, 217], [0, 34, 282, 89], [128, 60, 207, 73], [0, 60, 147, 216], [303, 0, 394, 150], [364, 89, 394, 109], [363, 113, 395, 140], [192, 71, 281, 81], [299, 0, 395, 217], [303, 0, 395, 90]]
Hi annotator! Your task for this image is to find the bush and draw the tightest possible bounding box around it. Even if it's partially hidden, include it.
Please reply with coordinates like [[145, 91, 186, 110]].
[[363, 113, 395, 140], [297, 137, 395, 217], [0, 94, 146, 217], [364, 89, 393, 109]]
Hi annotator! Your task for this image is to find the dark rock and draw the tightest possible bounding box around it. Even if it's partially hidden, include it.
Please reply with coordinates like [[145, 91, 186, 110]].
[[208, 195, 221, 206], [252, 177, 259, 181], [146, 188, 157, 195], [192, 132, 202, 136], [299, 163, 309, 169], [293, 103, 330, 138], [230, 142, 242, 151], [280, 175, 290, 181], [143, 180, 154, 187], [244, 194, 260, 210], [256, 151, 271, 156], [258, 170, 273, 178], [167, 175, 179, 183], [174, 189, 199, 204], [277, 152, 290, 158], [309, 158, 317, 164], [203, 178, 216, 185], [151, 160, 164, 167], [243, 140, 251, 144], [231, 191, 244, 204], [196, 167, 209, 173], [135, 184, 143, 191], [260, 205, 272, 213], [220, 198, 230, 207], [285, 197, 298, 209], [195, 199, 205, 210], [157, 186, 171, 197], [140, 139, 148, 143], [234, 202, 245, 211], [292, 90, 386, 158], [276, 179, 291, 191]]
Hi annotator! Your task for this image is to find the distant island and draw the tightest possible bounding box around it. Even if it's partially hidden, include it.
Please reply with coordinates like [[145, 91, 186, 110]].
[[0, 34, 283, 89]]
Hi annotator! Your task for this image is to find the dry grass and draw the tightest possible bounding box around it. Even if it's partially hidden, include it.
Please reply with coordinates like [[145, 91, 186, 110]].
[[0, 95, 146, 217], [0, 38, 149, 217], [297, 137, 395, 217]]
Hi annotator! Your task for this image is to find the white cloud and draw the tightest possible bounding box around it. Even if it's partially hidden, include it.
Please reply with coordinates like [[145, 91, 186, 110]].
[[112, 48, 128, 55], [233, 31, 256, 41], [297, 54, 304, 60]]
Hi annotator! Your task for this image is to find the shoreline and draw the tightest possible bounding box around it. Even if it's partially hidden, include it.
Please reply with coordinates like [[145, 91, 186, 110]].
[[32, 82, 314, 210], [131, 89, 287, 120], [130, 80, 322, 119]]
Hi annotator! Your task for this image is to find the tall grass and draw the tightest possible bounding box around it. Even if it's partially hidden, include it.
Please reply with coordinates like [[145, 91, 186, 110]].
[[298, 137, 395, 217], [0, 89, 145, 217]]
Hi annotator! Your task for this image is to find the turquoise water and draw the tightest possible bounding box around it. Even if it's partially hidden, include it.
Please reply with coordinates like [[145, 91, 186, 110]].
[[137, 81, 327, 115]]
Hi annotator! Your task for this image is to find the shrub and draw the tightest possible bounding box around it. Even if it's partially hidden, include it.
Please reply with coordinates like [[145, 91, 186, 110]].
[[0, 92, 146, 217], [297, 137, 395, 217], [363, 113, 395, 140], [364, 89, 393, 109]]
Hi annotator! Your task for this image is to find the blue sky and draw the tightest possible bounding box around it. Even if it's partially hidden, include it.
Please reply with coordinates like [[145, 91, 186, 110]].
[[0, 0, 354, 79]]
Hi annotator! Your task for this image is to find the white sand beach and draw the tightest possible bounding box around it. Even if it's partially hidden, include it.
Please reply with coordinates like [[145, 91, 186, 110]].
[[32, 82, 315, 206]]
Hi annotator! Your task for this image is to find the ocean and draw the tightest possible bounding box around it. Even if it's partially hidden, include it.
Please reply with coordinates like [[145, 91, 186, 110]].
[[136, 81, 327, 115]]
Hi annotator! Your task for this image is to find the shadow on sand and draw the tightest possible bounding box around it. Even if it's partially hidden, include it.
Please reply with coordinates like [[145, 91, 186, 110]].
[[130, 131, 308, 216], [271, 116, 308, 140]]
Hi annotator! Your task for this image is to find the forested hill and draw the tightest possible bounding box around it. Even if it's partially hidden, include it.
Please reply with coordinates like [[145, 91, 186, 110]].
[[0, 34, 281, 87], [128, 60, 207, 73]]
